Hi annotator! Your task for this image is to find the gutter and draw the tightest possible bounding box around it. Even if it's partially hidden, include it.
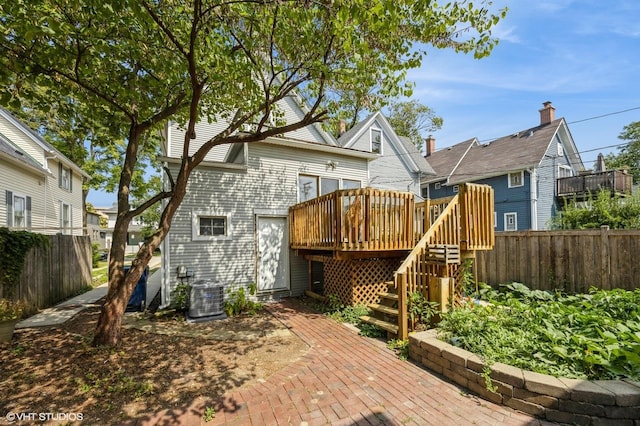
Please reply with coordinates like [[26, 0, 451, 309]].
[[529, 168, 538, 230]]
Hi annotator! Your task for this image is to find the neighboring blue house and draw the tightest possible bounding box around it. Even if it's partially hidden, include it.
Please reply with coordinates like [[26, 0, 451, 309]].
[[421, 102, 585, 231]]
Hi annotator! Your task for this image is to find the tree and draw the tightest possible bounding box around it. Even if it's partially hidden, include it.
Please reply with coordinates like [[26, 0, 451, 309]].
[[605, 121, 640, 184], [0, 0, 506, 346], [387, 100, 443, 152]]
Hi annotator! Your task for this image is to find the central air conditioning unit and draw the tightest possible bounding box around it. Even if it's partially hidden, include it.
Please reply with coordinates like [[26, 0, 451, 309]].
[[187, 279, 226, 323]]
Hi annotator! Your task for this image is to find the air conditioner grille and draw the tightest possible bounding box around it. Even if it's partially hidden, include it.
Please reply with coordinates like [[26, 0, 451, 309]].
[[188, 280, 225, 319]]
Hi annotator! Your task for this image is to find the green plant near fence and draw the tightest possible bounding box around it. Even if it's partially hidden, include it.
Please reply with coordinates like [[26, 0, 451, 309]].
[[0, 228, 49, 297]]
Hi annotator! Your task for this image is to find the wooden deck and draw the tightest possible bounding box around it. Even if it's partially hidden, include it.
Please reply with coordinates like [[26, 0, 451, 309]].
[[289, 184, 495, 339], [557, 170, 633, 199]]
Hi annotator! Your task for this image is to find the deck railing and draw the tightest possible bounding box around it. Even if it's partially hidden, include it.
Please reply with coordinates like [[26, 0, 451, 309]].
[[557, 170, 633, 198], [395, 183, 494, 338], [289, 188, 415, 252]]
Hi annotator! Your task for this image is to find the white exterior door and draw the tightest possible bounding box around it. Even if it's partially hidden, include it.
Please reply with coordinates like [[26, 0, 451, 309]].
[[257, 216, 289, 292]]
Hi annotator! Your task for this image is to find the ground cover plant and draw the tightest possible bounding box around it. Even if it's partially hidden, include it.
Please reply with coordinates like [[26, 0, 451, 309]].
[[438, 282, 640, 380]]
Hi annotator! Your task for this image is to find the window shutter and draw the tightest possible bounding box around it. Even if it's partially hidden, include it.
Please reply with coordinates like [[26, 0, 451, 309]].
[[6, 190, 13, 226], [59, 163, 63, 188], [59, 200, 63, 231], [26, 196, 32, 229], [69, 170, 73, 192]]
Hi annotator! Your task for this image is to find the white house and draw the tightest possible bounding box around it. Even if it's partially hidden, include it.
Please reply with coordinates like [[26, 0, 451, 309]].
[[158, 91, 438, 308], [0, 108, 89, 235]]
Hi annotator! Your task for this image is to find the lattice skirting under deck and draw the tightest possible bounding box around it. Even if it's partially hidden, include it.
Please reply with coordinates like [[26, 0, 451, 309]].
[[323, 257, 403, 306]]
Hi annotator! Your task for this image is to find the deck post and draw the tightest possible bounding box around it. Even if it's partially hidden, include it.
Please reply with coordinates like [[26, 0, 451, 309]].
[[397, 273, 408, 339]]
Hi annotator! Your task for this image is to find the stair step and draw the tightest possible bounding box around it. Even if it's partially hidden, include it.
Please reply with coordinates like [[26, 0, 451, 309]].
[[369, 303, 398, 316], [384, 280, 395, 288], [378, 292, 398, 301], [360, 316, 399, 334]]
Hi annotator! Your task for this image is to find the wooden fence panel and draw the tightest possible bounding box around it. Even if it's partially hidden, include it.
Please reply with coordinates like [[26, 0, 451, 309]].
[[1, 234, 91, 310], [476, 229, 640, 292]]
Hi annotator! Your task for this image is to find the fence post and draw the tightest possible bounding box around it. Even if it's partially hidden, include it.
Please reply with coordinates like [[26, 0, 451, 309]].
[[397, 273, 407, 339], [459, 184, 469, 251], [600, 225, 611, 290]]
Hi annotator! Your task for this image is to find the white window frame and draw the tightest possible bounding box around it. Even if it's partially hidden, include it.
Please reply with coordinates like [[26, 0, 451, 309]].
[[452, 185, 459, 193], [494, 212, 497, 228], [59, 164, 72, 192], [370, 128, 383, 154], [504, 212, 518, 231], [434, 182, 441, 190], [558, 165, 572, 178], [60, 202, 72, 234], [508, 171, 524, 188], [191, 210, 232, 241], [557, 142, 564, 157], [298, 174, 319, 202]]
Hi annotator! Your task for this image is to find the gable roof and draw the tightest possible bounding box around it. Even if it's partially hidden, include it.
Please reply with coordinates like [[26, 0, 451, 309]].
[[424, 137, 477, 182], [0, 107, 90, 179], [337, 111, 436, 176], [426, 118, 585, 185], [0, 132, 50, 175]]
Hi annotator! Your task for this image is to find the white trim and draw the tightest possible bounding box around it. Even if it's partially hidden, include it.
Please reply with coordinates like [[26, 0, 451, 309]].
[[504, 212, 518, 231], [494, 212, 497, 228], [191, 210, 232, 241], [434, 182, 441, 190], [557, 142, 564, 157], [529, 168, 538, 231], [508, 171, 524, 188], [558, 164, 572, 178], [452, 185, 459, 193]]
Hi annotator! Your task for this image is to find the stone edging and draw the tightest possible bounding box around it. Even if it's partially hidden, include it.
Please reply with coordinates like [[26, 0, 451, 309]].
[[409, 329, 640, 425]]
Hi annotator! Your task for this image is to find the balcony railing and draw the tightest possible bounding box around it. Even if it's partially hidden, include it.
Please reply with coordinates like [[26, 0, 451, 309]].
[[557, 170, 633, 198]]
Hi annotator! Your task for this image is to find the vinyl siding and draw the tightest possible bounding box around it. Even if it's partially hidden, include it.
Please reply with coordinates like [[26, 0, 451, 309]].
[[535, 134, 574, 229], [45, 158, 84, 235], [165, 139, 368, 302], [368, 135, 420, 195], [0, 114, 47, 168]]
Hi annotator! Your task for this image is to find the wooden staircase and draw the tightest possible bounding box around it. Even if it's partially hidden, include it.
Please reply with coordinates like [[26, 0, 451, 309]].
[[360, 281, 399, 335], [359, 183, 495, 339]]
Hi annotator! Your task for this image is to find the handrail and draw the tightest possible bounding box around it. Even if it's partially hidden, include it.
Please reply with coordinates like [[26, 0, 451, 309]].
[[289, 187, 415, 252]]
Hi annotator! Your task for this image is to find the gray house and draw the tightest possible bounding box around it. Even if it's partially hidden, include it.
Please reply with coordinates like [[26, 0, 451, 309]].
[[159, 100, 437, 307], [337, 111, 435, 196], [422, 102, 585, 231]]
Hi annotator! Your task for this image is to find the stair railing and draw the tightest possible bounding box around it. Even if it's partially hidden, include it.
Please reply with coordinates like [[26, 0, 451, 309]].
[[395, 193, 461, 338]]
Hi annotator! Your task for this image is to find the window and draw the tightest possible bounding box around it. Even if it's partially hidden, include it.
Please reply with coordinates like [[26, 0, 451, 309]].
[[371, 128, 382, 154], [59, 163, 72, 191], [320, 178, 339, 196], [421, 186, 429, 198], [342, 179, 361, 190], [558, 165, 572, 178], [199, 217, 226, 236], [452, 185, 459, 193], [6, 191, 32, 229], [434, 182, 441, 190], [557, 143, 564, 157], [508, 171, 524, 188], [504, 212, 517, 231], [192, 211, 232, 241], [60, 202, 72, 234], [298, 174, 318, 202]]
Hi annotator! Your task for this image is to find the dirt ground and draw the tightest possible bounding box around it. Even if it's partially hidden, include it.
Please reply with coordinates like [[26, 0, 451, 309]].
[[0, 304, 309, 425]]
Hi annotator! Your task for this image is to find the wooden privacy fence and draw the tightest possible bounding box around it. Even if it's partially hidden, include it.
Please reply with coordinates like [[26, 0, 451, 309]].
[[0, 234, 92, 310], [476, 229, 640, 292]]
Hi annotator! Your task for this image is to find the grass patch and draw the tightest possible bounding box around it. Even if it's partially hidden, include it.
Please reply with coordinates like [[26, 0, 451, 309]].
[[438, 283, 640, 380]]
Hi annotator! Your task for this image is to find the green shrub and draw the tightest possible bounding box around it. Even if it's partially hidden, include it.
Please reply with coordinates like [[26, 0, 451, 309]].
[[224, 283, 262, 316], [408, 292, 439, 328], [438, 284, 640, 380]]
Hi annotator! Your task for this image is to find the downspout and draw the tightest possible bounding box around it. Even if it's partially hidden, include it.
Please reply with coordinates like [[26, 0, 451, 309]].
[[159, 158, 171, 309], [529, 168, 538, 230]]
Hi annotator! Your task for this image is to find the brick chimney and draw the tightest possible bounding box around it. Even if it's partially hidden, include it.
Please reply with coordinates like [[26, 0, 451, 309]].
[[539, 101, 555, 125], [425, 135, 436, 157]]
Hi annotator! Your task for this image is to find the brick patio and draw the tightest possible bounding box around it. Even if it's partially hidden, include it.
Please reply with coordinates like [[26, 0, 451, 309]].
[[140, 299, 550, 425]]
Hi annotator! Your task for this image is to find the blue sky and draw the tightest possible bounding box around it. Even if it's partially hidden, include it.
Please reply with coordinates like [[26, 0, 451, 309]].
[[87, 1, 640, 206], [409, 0, 640, 169]]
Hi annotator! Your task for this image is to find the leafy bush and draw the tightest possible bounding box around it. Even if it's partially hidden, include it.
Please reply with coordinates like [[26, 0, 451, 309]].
[[170, 283, 189, 311], [438, 284, 640, 380], [326, 303, 370, 324], [224, 283, 262, 316], [91, 243, 102, 268], [551, 190, 640, 229], [408, 292, 439, 328]]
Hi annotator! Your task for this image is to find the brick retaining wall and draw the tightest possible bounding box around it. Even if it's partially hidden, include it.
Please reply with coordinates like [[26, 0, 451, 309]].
[[409, 330, 640, 425]]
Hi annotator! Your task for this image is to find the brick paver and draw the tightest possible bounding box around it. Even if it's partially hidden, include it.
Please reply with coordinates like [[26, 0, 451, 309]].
[[142, 299, 549, 425]]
